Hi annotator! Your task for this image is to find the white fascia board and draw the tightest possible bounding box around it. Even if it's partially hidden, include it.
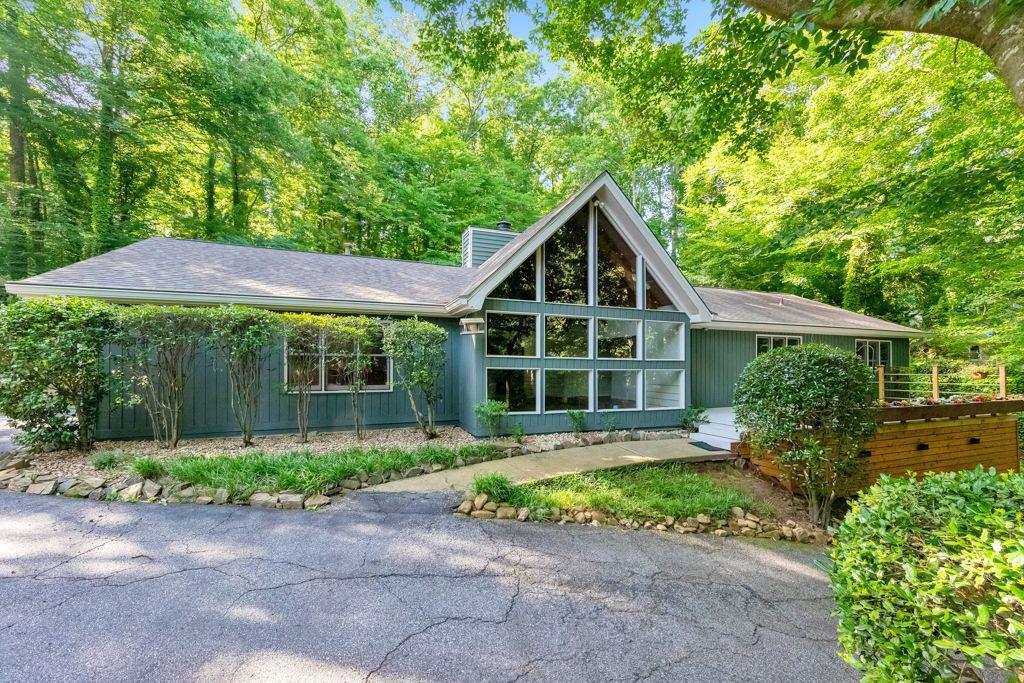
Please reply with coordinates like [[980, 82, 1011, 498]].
[[457, 174, 606, 311], [595, 180, 712, 321], [691, 320, 926, 337], [6, 283, 453, 317]]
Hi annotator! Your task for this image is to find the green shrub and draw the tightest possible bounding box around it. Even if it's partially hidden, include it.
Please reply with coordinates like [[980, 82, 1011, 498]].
[[382, 318, 447, 438], [90, 449, 125, 470], [600, 413, 618, 432], [566, 409, 586, 434], [831, 467, 1024, 681], [510, 421, 526, 444], [680, 406, 708, 434], [734, 343, 877, 526], [131, 456, 168, 480], [474, 399, 509, 439], [0, 297, 116, 450]]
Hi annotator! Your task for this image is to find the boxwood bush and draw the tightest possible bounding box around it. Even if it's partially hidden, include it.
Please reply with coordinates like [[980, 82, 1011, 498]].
[[831, 467, 1024, 681], [734, 343, 876, 526]]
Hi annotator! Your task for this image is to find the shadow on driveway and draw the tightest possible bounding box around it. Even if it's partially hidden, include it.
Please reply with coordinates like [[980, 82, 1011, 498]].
[[0, 489, 854, 682]]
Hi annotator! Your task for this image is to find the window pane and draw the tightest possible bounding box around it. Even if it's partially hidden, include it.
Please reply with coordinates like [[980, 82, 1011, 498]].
[[598, 371, 639, 410], [787, 337, 800, 347], [597, 318, 639, 359], [487, 369, 537, 413], [879, 342, 891, 366], [326, 355, 389, 389], [288, 353, 322, 391], [545, 370, 590, 411], [645, 321, 684, 360], [486, 314, 537, 356], [757, 336, 772, 355], [596, 209, 637, 308], [489, 254, 536, 301], [544, 206, 589, 304], [772, 336, 787, 350], [545, 316, 590, 358], [645, 266, 676, 311], [646, 370, 682, 409]]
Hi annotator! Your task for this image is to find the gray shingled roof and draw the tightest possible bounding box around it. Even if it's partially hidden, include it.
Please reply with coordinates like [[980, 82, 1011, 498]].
[[695, 287, 920, 333], [13, 238, 476, 307]]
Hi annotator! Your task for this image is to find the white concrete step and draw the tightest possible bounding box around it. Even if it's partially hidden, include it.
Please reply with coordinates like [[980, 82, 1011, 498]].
[[696, 421, 740, 441]]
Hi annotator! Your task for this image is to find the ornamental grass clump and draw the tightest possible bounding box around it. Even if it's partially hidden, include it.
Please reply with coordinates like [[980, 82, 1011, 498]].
[[734, 343, 876, 527], [831, 467, 1024, 681]]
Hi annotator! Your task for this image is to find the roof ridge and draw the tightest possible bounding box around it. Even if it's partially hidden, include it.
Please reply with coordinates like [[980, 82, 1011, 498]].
[[142, 236, 470, 270]]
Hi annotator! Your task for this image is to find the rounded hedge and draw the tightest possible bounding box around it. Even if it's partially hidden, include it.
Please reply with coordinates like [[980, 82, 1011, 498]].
[[733, 343, 877, 453], [831, 467, 1024, 680]]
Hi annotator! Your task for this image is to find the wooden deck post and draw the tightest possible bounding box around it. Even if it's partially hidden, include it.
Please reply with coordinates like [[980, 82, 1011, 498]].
[[932, 365, 940, 400], [998, 365, 1007, 398], [877, 365, 885, 402]]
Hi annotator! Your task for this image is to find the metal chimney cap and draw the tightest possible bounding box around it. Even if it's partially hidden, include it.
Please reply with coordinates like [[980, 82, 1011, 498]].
[[496, 220, 512, 231]]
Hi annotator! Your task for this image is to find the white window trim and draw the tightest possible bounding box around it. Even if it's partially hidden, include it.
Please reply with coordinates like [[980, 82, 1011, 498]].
[[543, 314, 592, 360], [855, 339, 893, 367], [596, 369, 643, 412], [486, 367, 541, 415], [755, 334, 803, 355], [484, 310, 541, 359], [596, 317, 642, 360], [486, 250, 541, 303], [543, 368, 594, 414], [644, 320, 686, 361], [283, 342, 394, 395], [644, 369, 686, 411]]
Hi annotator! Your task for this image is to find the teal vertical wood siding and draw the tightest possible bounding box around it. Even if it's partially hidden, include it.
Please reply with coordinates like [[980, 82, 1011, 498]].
[[96, 318, 462, 440], [462, 228, 517, 267], [461, 298, 692, 436], [690, 329, 911, 408]]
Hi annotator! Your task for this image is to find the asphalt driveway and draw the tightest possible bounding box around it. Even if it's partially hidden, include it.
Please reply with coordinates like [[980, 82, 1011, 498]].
[[0, 490, 854, 682]]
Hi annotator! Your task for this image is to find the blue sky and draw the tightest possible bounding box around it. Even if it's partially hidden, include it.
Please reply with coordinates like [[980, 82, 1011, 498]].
[[380, 0, 717, 81]]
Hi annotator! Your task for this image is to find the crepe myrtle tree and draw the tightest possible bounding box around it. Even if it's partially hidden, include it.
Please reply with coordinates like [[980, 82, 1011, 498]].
[[114, 305, 212, 449], [733, 343, 877, 526], [382, 317, 447, 438], [325, 316, 381, 440], [0, 297, 116, 451], [207, 306, 283, 447], [281, 312, 330, 443]]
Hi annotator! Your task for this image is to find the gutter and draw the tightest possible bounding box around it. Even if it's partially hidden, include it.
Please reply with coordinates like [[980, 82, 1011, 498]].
[[690, 319, 927, 338]]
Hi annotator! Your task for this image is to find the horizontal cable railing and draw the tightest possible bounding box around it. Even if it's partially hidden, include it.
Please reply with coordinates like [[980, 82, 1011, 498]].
[[876, 365, 1008, 403]]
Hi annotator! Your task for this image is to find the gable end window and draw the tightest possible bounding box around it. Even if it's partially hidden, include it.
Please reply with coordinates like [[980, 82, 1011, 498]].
[[856, 339, 892, 368], [596, 209, 638, 308], [543, 206, 590, 304], [756, 335, 802, 355], [486, 312, 538, 357], [489, 252, 537, 301]]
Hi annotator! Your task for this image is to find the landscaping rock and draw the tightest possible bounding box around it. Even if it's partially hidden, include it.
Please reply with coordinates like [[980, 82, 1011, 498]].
[[249, 492, 278, 508], [87, 488, 107, 501], [278, 493, 305, 510], [470, 510, 495, 519], [457, 500, 473, 514], [403, 467, 423, 478], [34, 473, 56, 483], [496, 506, 516, 520], [26, 480, 57, 495], [483, 501, 498, 512], [366, 473, 384, 486], [142, 480, 162, 499], [213, 488, 230, 505], [120, 482, 144, 500], [696, 514, 712, 525], [304, 494, 330, 509], [195, 496, 213, 505], [178, 486, 196, 499], [472, 493, 488, 510], [7, 476, 33, 493], [574, 512, 587, 524], [730, 506, 745, 519], [590, 510, 608, 524], [516, 507, 529, 522], [3, 458, 29, 470]]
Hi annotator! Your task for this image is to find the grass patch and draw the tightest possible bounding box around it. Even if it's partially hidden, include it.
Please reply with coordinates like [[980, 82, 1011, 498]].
[[164, 444, 496, 498], [131, 456, 167, 480], [90, 449, 126, 471], [474, 464, 772, 522]]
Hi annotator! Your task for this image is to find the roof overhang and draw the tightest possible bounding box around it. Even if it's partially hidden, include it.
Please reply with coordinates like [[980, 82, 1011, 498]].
[[691, 320, 927, 338], [449, 173, 713, 321], [5, 283, 452, 317]]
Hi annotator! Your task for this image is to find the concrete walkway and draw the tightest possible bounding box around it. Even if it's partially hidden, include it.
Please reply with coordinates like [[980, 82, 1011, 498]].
[[371, 438, 732, 492]]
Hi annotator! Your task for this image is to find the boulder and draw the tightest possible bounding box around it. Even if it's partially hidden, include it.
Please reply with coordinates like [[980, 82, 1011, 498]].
[[304, 494, 331, 509], [195, 496, 213, 505], [469, 510, 495, 519], [590, 510, 608, 524], [120, 482, 144, 500], [7, 476, 33, 493], [34, 473, 57, 483], [496, 506, 516, 520], [3, 458, 29, 471], [457, 500, 473, 514], [249, 492, 278, 508], [483, 501, 498, 512], [472, 493, 488, 510], [278, 493, 305, 510], [403, 467, 423, 479], [142, 480, 162, 500], [696, 514, 712, 525], [178, 486, 196, 499], [26, 480, 57, 495], [516, 507, 530, 522], [730, 506, 745, 519], [213, 488, 230, 505], [366, 473, 384, 486], [81, 476, 106, 490]]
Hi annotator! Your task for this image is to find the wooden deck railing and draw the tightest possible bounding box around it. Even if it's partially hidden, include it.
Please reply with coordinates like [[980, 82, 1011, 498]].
[[876, 365, 1008, 402]]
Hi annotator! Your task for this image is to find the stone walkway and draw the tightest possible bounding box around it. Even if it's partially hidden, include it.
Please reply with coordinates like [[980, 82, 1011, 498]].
[[371, 438, 732, 492]]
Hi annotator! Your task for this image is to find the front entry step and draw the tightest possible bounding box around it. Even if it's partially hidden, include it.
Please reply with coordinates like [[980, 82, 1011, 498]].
[[691, 433, 735, 451]]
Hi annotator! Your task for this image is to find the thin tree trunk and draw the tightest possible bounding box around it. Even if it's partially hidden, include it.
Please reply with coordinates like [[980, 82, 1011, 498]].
[[230, 149, 246, 235], [5, 6, 29, 280], [405, 386, 428, 436], [92, 43, 117, 253], [204, 146, 217, 237]]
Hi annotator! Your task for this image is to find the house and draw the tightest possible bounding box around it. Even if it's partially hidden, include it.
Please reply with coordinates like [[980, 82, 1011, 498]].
[[6, 173, 922, 447]]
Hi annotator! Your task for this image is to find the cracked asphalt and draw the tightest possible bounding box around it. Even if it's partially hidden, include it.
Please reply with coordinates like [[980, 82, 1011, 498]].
[[0, 489, 854, 682]]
